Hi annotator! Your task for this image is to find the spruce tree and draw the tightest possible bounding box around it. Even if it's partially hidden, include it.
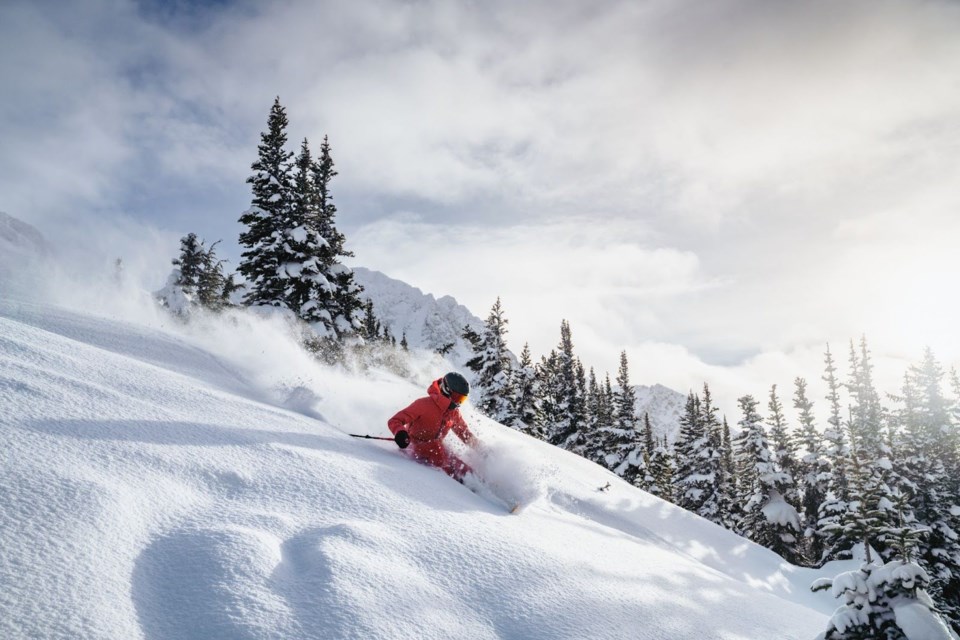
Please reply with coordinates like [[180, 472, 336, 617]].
[[818, 343, 857, 564], [720, 415, 739, 529], [535, 349, 563, 443], [734, 395, 803, 563], [164, 233, 231, 313], [546, 321, 586, 450], [312, 135, 364, 338], [767, 384, 801, 510], [897, 349, 960, 631], [238, 97, 294, 307], [634, 412, 656, 491], [794, 376, 830, 566], [283, 138, 335, 322], [466, 298, 515, 424], [846, 337, 897, 559], [648, 437, 676, 503], [509, 343, 540, 438], [582, 368, 606, 465], [674, 390, 723, 522], [602, 352, 644, 483]]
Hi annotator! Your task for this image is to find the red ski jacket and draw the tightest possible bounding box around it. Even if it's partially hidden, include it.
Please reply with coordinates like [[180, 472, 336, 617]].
[[387, 379, 475, 461]]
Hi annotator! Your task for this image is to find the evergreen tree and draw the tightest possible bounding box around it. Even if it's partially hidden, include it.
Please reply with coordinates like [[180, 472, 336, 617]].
[[535, 349, 563, 442], [238, 97, 294, 308], [819, 343, 857, 564], [196, 240, 231, 310], [173, 233, 206, 294], [601, 352, 643, 483], [734, 395, 803, 563], [509, 343, 540, 438], [360, 299, 382, 342], [674, 390, 723, 522], [634, 412, 656, 491], [767, 384, 801, 510], [466, 298, 515, 424], [312, 135, 364, 338], [582, 368, 606, 465], [896, 349, 960, 631], [648, 437, 675, 503], [794, 376, 830, 566], [720, 415, 739, 528], [674, 391, 703, 511], [545, 321, 586, 450], [570, 360, 589, 457], [697, 384, 726, 526], [163, 233, 232, 313], [846, 337, 897, 559]]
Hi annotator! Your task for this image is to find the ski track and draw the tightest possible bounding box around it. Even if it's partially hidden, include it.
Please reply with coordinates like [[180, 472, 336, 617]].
[[1, 299, 836, 640]]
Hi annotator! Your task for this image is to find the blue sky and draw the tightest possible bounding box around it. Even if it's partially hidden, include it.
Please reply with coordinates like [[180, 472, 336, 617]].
[[3, 0, 960, 416]]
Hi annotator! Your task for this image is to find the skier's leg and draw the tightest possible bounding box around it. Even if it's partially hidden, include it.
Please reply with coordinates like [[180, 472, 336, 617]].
[[441, 453, 473, 483]]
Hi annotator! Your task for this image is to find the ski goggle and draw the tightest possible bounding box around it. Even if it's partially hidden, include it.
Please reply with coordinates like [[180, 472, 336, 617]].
[[440, 378, 468, 406]]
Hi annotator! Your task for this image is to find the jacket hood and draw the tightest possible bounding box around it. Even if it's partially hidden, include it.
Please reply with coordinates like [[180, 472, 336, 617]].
[[427, 378, 453, 411]]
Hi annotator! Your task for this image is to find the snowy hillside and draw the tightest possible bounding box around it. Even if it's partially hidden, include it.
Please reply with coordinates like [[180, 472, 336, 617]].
[[0, 291, 856, 640]]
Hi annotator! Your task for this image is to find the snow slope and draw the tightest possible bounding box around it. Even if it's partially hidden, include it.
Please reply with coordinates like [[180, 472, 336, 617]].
[[0, 293, 850, 640]]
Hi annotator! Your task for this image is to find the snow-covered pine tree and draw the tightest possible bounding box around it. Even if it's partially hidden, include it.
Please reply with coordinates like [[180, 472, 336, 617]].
[[311, 135, 364, 339], [545, 321, 587, 451], [535, 349, 563, 443], [794, 376, 830, 566], [601, 373, 615, 429], [173, 233, 206, 295], [696, 384, 725, 526], [196, 240, 231, 310], [648, 436, 675, 502], [733, 394, 803, 563], [674, 391, 703, 511], [720, 415, 739, 529], [815, 488, 953, 640], [360, 299, 383, 342], [466, 297, 515, 425], [767, 384, 801, 511], [896, 349, 960, 632], [633, 412, 656, 491], [819, 343, 858, 564], [674, 389, 723, 523], [238, 97, 294, 308], [582, 368, 606, 465], [846, 337, 898, 559], [508, 343, 541, 438], [571, 359, 589, 457], [282, 138, 334, 322], [601, 352, 644, 484], [159, 234, 232, 314]]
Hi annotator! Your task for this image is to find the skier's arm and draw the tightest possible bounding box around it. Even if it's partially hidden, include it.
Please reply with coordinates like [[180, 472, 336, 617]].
[[451, 414, 477, 447], [387, 403, 417, 436]]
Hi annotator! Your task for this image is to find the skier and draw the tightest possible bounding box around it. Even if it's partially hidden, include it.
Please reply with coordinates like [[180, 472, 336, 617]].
[[388, 372, 477, 481]]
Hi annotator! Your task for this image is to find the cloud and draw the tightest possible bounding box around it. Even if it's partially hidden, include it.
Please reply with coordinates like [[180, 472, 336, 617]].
[[3, 0, 960, 421]]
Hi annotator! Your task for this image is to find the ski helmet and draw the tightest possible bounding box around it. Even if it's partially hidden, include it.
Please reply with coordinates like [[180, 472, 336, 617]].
[[440, 372, 470, 406]]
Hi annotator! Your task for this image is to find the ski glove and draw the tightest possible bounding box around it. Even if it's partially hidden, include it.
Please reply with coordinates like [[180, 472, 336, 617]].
[[395, 430, 410, 449]]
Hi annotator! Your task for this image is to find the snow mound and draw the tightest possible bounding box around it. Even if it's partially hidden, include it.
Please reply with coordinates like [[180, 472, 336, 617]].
[[1, 297, 841, 639]]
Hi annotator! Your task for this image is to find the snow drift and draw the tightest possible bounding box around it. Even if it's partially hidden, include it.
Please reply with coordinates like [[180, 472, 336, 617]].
[[0, 292, 851, 640]]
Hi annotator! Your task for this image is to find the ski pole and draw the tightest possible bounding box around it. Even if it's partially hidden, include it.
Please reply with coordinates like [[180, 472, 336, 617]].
[[349, 433, 396, 442]]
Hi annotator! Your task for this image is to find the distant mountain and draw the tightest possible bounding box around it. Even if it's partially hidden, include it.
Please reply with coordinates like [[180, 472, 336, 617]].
[[635, 383, 687, 444], [352, 266, 485, 366]]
